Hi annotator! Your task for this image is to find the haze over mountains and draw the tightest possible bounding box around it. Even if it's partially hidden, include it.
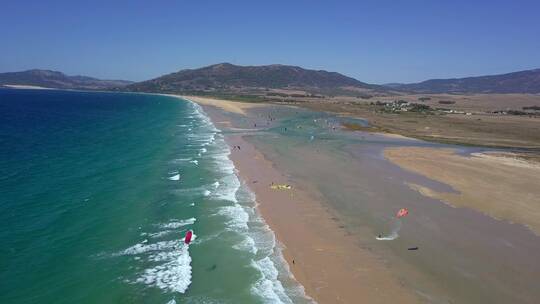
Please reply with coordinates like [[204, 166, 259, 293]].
[[389, 68, 540, 94], [2, 64, 540, 94], [0, 69, 133, 90]]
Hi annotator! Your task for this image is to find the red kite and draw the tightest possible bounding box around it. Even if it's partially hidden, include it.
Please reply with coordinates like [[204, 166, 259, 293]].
[[396, 208, 409, 218]]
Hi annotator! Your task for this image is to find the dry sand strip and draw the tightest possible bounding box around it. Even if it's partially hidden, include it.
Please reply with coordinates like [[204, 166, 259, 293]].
[[3, 84, 53, 89], [182, 95, 264, 115], [227, 134, 420, 304], [385, 147, 540, 235]]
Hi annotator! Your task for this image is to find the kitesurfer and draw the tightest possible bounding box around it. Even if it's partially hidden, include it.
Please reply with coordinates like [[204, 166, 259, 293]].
[[184, 230, 193, 244]]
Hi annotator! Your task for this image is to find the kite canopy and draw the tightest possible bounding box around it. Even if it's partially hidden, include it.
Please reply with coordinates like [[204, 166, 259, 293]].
[[396, 208, 409, 218], [184, 230, 193, 244], [270, 184, 292, 190]]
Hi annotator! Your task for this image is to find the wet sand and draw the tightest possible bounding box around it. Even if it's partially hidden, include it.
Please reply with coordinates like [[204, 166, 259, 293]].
[[201, 106, 420, 303], [186, 95, 540, 304], [385, 147, 540, 235]]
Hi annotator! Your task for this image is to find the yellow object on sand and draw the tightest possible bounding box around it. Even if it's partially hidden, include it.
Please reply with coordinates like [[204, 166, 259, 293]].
[[270, 184, 292, 190]]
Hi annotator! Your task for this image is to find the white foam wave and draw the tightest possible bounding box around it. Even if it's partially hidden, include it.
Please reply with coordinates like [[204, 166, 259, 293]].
[[172, 158, 192, 161], [144, 230, 176, 239], [120, 240, 178, 255], [168, 174, 180, 181], [251, 257, 292, 304], [136, 244, 192, 293], [217, 205, 249, 230], [157, 218, 196, 229], [212, 175, 240, 202], [232, 236, 258, 255]]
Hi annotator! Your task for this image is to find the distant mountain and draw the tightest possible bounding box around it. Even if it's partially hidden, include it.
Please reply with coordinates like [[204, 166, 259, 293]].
[[126, 63, 380, 94], [0, 69, 133, 90], [381, 83, 405, 89], [391, 68, 540, 94]]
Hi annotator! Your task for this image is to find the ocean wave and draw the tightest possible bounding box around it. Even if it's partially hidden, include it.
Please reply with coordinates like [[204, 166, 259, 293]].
[[217, 204, 249, 230], [118, 226, 196, 294], [142, 230, 176, 239], [232, 235, 258, 255], [251, 257, 292, 304], [171, 186, 210, 198], [135, 243, 192, 293], [168, 174, 180, 181], [156, 218, 197, 229], [120, 240, 178, 255], [211, 175, 240, 202], [184, 99, 311, 303], [169, 158, 192, 165]]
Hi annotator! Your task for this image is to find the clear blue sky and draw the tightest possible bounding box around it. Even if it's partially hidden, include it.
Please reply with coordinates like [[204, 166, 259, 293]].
[[1, 0, 539, 84]]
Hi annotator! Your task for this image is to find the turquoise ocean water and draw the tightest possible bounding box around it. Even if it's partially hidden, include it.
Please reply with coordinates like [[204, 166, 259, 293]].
[[0, 89, 310, 304]]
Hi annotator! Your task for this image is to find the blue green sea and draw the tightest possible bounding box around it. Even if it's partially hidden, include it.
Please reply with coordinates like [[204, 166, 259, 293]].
[[0, 89, 310, 304]]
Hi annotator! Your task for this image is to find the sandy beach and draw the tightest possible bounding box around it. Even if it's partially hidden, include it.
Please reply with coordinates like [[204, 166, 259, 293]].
[[185, 96, 264, 115], [184, 95, 540, 304], [183, 96, 420, 303], [227, 135, 420, 303], [385, 147, 540, 235], [2, 84, 52, 90], [185, 97, 418, 303]]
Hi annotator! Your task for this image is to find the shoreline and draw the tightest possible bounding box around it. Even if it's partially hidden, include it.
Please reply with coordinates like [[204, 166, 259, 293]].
[[183, 95, 421, 303], [180, 94, 540, 303], [227, 135, 420, 303], [181, 95, 540, 150], [1, 84, 54, 90]]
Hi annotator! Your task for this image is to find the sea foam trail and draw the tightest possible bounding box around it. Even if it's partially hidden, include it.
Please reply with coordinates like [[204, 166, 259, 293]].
[[117, 228, 197, 293], [376, 218, 402, 241], [135, 244, 192, 293], [156, 218, 197, 229]]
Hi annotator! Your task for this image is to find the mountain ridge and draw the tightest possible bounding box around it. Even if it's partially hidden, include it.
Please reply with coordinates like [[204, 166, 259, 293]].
[[125, 63, 381, 95], [0, 69, 133, 90], [3, 65, 540, 94], [388, 68, 540, 94]]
